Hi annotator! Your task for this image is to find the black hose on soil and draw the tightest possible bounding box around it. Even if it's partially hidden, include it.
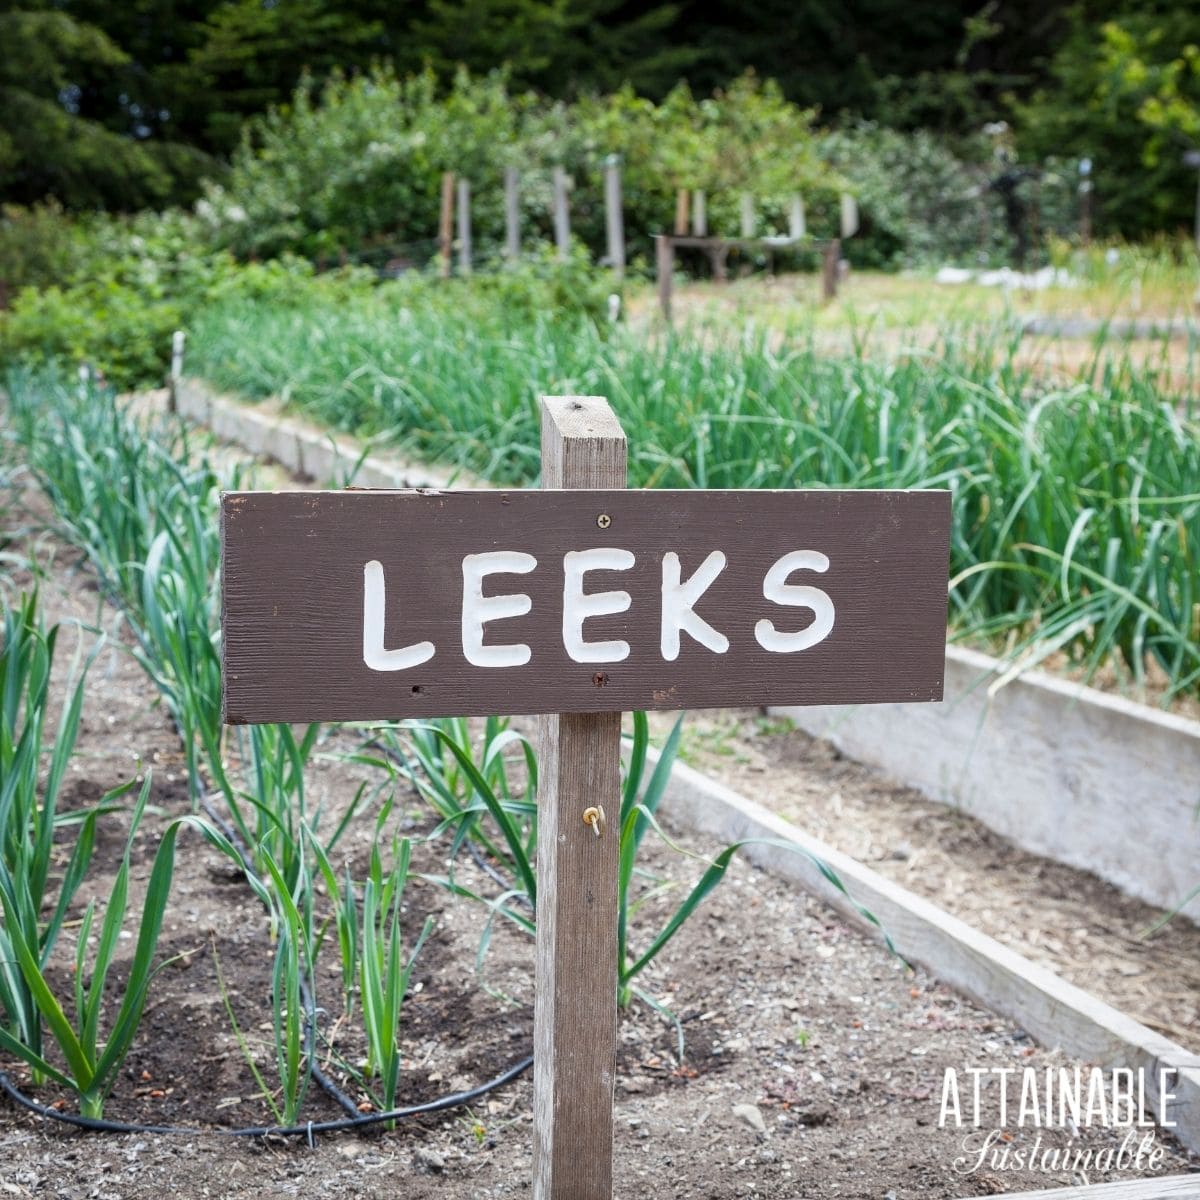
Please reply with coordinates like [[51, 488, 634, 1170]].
[[0, 1053, 533, 1139]]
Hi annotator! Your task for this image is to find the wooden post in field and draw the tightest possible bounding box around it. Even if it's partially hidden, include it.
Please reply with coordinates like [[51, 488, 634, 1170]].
[[740, 193, 756, 239], [534, 395, 626, 1200], [505, 166, 521, 262], [439, 171, 455, 278], [167, 330, 185, 414], [655, 235, 674, 323], [692, 189, 707, 237], [674, 188, 690, 236], [822, 238, 841, 302], [604, 156, 625, 278], [553, 167, 571, 262], [840, 194, 859, 240], [457, 177, 472, 275], [789, 195, 806, 241], [1078, 158, 1093, 247]]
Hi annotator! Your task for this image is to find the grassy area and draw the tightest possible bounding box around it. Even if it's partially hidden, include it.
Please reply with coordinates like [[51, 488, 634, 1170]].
[[633, 242, 1200, 335], [189, 282, 1200, 705]]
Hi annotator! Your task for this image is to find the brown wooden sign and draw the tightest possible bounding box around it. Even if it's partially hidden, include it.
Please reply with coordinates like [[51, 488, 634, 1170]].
[[221, 487, 950, 723]]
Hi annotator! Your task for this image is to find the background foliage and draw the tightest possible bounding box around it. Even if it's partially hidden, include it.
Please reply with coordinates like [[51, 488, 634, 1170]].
[[0, 0, 1196, 243]]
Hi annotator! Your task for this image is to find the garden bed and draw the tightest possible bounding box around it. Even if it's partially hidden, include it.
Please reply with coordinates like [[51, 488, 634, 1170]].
[[2, 462, 1196, 1197]]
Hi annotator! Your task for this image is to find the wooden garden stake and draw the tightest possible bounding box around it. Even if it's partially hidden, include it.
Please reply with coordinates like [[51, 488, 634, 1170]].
[[675, 187, 690, 236], [655, 234, 674, 323], [740, 193, 756, 239], [822, 238, 841, 302], [505, 166, 521, 261], [789, 195, 806, 241], [553, 167, 571, 262], [533, 395, 627, 1200], [438, 171, 455, 278], [603, 156, 625, 277], [168, 330, 185, 414], [457, 177, 472, 276], [840, 194, 860, 239]]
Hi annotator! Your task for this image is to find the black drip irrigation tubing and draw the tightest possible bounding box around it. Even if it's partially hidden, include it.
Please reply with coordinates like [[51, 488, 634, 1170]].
[[0, 1054, 534, 1142]]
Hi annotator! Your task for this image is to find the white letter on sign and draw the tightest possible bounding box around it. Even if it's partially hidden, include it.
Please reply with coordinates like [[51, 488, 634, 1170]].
[[755, 550, 835, 653], [462, 551, 537, 667], [661, 551, 729, 661], [563, 548, 634, 663], [363, 560, 436, 671]]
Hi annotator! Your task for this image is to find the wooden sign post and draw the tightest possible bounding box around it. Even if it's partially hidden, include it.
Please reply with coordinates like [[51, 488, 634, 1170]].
[[221, 402, 950, 1199], [533, 397, 625, 1200]]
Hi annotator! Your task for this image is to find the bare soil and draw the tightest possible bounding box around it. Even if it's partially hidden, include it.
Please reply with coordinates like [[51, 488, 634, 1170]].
[[0, 467, 1196, 1199]]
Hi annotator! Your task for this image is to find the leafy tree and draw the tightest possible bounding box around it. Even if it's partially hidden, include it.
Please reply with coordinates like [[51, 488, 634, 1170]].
[[1015, 2, 1200, 237], [0, 8, 181, 208]]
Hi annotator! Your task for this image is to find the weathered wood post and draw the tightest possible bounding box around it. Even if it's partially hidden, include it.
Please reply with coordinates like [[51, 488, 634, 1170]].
[[457, 177, 472, 276], [505, 166, 521, 262], [439, 171, 455, 278], [533, 395, 627, 1200], [604, 156, 625, 278], [822, 238, 841, 302], [740, 194, 756, 239], [789, 195, 806, 241], [840, 194, 859, 240], [655, 234, 674, 323], [692, 189, 707, 237], [167, 329, 185, 415], [674, 188, 690, 236], [553, 167, 571, 262]]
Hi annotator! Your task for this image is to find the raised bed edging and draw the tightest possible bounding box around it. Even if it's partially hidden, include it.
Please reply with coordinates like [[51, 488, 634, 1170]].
[[656, 753, 1200, 1156], [771, 646, 1200, 921], [174, 377, 477, 491]]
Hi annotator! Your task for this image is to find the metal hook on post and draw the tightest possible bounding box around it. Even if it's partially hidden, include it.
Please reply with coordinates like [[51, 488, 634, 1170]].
[[582, 805, 605, 838]]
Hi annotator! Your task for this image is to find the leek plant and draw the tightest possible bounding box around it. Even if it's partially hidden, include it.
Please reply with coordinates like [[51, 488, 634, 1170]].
[[0, 594, 115, 1072], [190, 300, 1200, 702], [394, 712, 886, 1042], [0, 775, 227, 1119]]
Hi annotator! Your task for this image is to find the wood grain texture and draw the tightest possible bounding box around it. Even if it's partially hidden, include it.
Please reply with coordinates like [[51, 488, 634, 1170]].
[[533, 396, 625, 1200], [220, 486, 950, 723]]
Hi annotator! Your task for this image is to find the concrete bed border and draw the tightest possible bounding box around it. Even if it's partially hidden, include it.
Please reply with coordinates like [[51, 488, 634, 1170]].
[[655, 752, 1200, 1156], [770, 647, 1200, 921]]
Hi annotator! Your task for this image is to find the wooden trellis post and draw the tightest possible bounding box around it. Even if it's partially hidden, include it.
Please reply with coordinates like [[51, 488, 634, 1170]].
[[505, 166, 521, 262], [438, 171, 455, 278], [692, 189, 707, 237], [675, 188, 690, 236], [457, 178, 472, 275], [533, 395, 626, 1200], [655, 235, 674, 323], [822, 238, 841, 302], [553, 167, 571, 262], [604, 157, 625, 278]]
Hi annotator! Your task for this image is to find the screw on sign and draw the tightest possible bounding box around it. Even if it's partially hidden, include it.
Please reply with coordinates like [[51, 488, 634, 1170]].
[[221, 395, 951, 1199]]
